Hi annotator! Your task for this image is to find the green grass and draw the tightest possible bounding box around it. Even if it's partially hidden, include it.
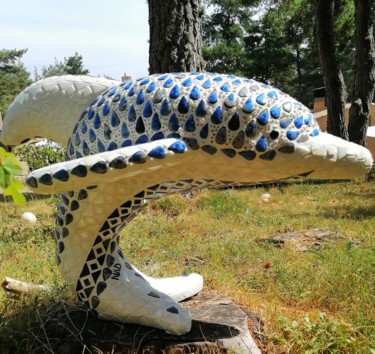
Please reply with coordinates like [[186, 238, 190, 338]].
[[0, 181, 375, 353]]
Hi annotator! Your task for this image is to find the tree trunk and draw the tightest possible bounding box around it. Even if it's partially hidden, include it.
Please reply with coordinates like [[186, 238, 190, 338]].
[[315, 0, 349, 139], [148, 0, 205, 74], [348, 0, 375, 146]]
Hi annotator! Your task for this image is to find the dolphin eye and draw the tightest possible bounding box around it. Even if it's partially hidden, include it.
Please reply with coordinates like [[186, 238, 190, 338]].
[[270, 130, 279, 140]]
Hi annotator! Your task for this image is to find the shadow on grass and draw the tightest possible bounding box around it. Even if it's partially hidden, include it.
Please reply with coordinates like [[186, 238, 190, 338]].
[[0, 294, 240, 354], [321, 204, 375, 220], [0, 193, 51, 203]]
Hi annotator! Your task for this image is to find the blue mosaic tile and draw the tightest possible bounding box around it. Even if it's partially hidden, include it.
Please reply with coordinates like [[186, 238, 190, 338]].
[[202, 145, 217, 155], [294, 115, 303, 129], [75, 151, 82, 158], [160, 99, 172, 116], [260, 150, 276, 160], [221, 148, 236, 158], [109, 156, 127, 169], [135, 135, 148, 144], [256, 136, 268, 152], [136, 117, 145, 133], [196, 74, 204, 80], [81, 121, 87, 134], [103, 103, 110, 116], [127, 87, 135, 97], [190, 86, 200, 100], [196, 100, 207, 117], [239, 150, 256, 160], [220, 83, 230, 92], [97, 140, 106, 152], [121, 122, 129, 138], [73, 123, 79, 134], [39, 173, 53, 185], [151, 131, 165, 141], [310, 129, 319, 137], [211, 106, 222, 124], [69, 142, 74, 156], [215, 126, 227, 144], [257, 109, 269, 126], [104, 124, 112, 140], [136, 90, 145, 105], [26, 176, 38, 188], [280, 117, 291, 129], [224, 93, 236, 108], [148, 146, 166, 159], [121, 139, 132, 147], [94, 113, 101, 129], [128, 105, 137, 122], [118, 96, 127, 111], [304, 114, 313, 126], [282, 101, 292, 113], [108, 141, 117, 151], [90, 161, 108, 174], [88, 107, 95, 119], [170, 85, 180, 99], [71, 164, 87, 177], [287, 130, 300, 140], [140, 77, 150, 85], [168, 141, 186, 154], [239, 87, 248, 97], [153, 89, 163, 104], [279, 143, 295, 154], [208, 90, 218, 104], [245, 120, 257, 137], [178, 96, 189, 114], [97, 97, 105, 107], [163, 78, 174, 88], [232, 131, 245, 149], [129, 151, 147, 163], [202, 80, 211, 89], [75, 132, 81, 146], [143, 101, 153, 118], [168, 113, 180, 132], [267, 90, 278, 100], [242, 98, 254, 113], [90, 97, 99, 106], [146, 81, 156, 93], [107, 87, 117, 97], [113, 93, 121, 102], [158, 74, 168, 81], [167, 132, 181, 139], [82, 141, 90, 155], [124, 81, 133, 90], [256, 93, 266, 105], [111, 112, 120, 127], [151, 113, 161, 131], [184, 115, 196, 132], [200, 123, 209, 139], [183, 137, 199, 150], [228, 112, 240, 131], [181, 78, 193, 87], [89, 129, 96, 143], [270, 105, 281, 119], [213, 76, 223, 82]]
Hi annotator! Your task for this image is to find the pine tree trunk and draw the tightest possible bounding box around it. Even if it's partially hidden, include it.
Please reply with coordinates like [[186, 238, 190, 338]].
[[148, 0, 205, 74], [315, 0, 349, 140], [348, 0, 375, 146]]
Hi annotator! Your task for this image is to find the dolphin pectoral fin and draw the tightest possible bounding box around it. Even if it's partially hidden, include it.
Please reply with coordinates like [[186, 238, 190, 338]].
[[25, 138, 189, 194]]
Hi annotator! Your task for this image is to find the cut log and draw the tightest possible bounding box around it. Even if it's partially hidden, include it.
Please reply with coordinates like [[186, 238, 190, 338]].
[[1, 277, 47, 294]]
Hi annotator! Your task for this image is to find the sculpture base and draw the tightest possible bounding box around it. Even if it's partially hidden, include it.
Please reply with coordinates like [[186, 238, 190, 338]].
[[57, 291, 263, 353]]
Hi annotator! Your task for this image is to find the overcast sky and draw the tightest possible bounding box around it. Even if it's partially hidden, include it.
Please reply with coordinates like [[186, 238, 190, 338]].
[[1, 0, 149, 81]]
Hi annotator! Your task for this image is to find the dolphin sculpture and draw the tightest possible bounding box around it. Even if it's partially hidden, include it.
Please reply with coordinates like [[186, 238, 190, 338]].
[[1, 73, 372, 335]]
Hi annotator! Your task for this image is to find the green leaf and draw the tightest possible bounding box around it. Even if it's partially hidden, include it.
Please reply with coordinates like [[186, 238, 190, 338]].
[[4, 179, 25, 205]]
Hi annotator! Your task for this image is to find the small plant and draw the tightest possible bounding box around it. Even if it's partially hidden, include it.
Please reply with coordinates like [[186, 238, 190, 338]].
[[13, 140, 64, 171], [0, 147, 25, 205]]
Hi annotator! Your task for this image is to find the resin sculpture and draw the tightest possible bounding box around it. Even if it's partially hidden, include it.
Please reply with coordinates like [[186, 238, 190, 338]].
[[1, 73, 373, 335]]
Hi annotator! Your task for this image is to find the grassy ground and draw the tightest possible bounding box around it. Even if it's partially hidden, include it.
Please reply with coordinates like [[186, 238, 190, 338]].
[[0, 179, 374, 353]]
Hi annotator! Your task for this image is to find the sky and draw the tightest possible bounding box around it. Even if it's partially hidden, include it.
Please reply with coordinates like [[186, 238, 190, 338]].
[[0, 0, 149, 81]]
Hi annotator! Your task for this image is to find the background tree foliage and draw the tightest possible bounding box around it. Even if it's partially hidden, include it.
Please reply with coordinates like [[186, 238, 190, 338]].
[[34, 52, 89, 81], [0, 49, 31, 116]]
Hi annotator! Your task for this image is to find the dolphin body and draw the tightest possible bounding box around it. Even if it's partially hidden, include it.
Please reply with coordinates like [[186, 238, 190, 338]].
[[1, 73, 372, 335]]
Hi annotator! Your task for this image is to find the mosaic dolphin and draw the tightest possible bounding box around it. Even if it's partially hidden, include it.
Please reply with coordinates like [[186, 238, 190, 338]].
[[1, 73, 373, 335]]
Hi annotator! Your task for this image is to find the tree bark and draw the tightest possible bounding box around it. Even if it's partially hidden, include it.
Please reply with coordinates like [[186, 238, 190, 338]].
[[348, 0, 375, 146], [148, 0, 205, 74], [315, 0, 349, 139]]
